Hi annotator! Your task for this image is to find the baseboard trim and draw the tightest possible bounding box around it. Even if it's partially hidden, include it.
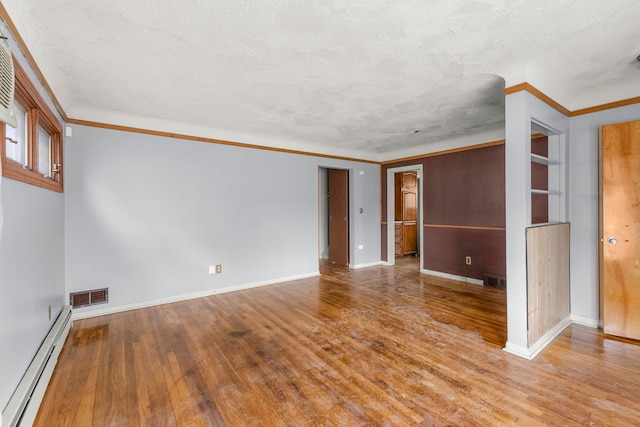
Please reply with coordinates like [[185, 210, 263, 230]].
[[72, 271, 320, 321], [503, 341, 531, 359], [352, 261, 386, 269], [421, 268, 484, 286], [570, 314, 598, 328], [503, 315, 573, 360]]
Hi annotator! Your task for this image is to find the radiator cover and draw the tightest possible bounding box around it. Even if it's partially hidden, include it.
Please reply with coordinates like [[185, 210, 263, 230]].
[[2, 305, 72, 427]]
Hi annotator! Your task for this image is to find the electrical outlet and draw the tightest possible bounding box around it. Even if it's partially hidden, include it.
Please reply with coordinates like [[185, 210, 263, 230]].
[[465, 256, 472, 265], [216, 264, 222, 274], [209, 265, 216, 275]]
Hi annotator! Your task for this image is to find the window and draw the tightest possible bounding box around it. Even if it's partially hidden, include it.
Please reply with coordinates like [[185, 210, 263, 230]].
[[1, 58, 63, 192], [5, 100, 26, 164]]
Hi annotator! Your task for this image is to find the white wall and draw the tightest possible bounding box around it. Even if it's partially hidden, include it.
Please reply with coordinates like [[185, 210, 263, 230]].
[[0, 180, 66, 411], [569, 104, 640, 324], [0, 20, 66, 412], [349, 164, 380, 267], [65, 125, 381, 315]]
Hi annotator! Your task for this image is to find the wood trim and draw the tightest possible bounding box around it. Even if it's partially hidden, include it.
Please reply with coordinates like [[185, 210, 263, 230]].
[[27, 108, 38, 171], [380, 164, 384, 220], [1, 159, 63, 192], [381, 139, 505, 165], [14, 60, 63, 135], [423, 224, 506, 231], [66, 118, 379, 164], [49, 130, 62, 186], [570, 96, 640, 117], [503, 83, 528, 96], [0, 4, 68, 122], [504, 83, 571, 116]]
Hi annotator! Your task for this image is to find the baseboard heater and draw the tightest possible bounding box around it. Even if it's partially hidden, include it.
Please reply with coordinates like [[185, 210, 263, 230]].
[[2, 305, 72, 427]]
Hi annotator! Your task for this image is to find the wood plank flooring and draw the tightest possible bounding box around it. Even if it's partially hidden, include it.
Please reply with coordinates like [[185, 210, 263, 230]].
[[36, 258, 640, 426]]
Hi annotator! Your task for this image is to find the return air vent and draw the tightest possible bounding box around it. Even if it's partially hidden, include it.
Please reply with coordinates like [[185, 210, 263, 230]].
[[70, 288, 109, 308], [483, 274, 506, 290]]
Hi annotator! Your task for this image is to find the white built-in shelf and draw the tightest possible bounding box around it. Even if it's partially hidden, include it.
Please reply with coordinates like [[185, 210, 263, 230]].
[[531, 154, 561, 166]]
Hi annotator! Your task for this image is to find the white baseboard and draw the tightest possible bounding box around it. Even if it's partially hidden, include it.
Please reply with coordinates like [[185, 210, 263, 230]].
[[571, 314, 598, 328], [351, 261, 386, 269], [72, 271, 320, 321], [503, 341, 531, 359], [503, 315, 573, 360], [421, 268, 484, 286]]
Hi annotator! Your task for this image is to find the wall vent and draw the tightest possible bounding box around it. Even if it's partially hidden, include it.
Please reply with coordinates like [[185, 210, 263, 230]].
[[0, 30, 17, 127], [70, 288, 109, 308], [483, 274, 506, 290]]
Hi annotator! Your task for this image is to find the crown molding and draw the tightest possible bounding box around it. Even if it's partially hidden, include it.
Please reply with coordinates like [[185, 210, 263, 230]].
[[67, 118, 379, 164], [505, 83, 640, 117]]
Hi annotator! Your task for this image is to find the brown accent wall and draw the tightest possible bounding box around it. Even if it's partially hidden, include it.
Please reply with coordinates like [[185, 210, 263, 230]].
[[423, 227, 505, 278], [423, 146, 505, 228], [382, 143, 506, 279]]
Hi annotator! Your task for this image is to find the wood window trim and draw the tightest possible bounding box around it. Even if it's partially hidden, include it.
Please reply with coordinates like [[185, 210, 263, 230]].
[[1, 58, 63, 192]]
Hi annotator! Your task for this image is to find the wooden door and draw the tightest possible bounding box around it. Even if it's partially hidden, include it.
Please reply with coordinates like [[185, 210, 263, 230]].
[[328, 169, 349, 266], [600, 120, 640, 340]]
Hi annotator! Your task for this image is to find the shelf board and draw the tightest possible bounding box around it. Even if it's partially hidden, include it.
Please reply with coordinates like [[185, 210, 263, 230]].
[[528, 221, 566, 228], [531, 154, 560, 166], [531, 189, 561, 195]]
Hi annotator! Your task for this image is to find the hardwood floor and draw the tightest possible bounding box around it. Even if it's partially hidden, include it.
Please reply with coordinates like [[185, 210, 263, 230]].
[[36, 258, 640, 426]]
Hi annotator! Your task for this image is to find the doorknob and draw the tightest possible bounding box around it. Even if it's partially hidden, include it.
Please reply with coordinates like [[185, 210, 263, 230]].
[[607, 237, 618, 245]]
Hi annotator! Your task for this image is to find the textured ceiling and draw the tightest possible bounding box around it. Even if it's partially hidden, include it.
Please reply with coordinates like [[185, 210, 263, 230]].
[[2, 1, 640, 161]]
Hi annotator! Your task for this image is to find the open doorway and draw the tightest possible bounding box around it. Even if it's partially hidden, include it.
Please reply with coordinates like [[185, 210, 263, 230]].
[[318, 168, 350, 267], [386, 165, 424, 269], [394, 171, 418, 257]]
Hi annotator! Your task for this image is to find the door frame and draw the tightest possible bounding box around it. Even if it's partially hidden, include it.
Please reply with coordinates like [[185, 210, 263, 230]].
[[386, 164, 424, 268], [318, 167, 353, 267]]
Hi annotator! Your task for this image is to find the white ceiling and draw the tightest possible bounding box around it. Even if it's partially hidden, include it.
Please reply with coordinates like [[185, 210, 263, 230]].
[[2, 1, 640, 161]]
